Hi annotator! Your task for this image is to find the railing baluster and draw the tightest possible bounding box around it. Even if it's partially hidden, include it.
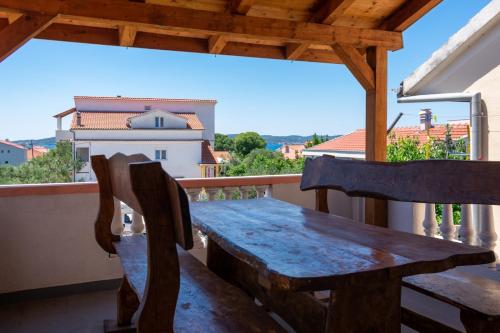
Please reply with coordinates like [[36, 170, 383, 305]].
[[240, 186, 253, 199], [222, 187, 237, 200], [131, 210, 145, 234], [205, 188, 219, 201], [255, 185, 268, 198], [440, 204, 455, 240], [479, 205, 498, 252], [459, 204, 474, 245], [111, 199, 124, 235], [186, 188, 202, 202], [423, 203, 438, 237]]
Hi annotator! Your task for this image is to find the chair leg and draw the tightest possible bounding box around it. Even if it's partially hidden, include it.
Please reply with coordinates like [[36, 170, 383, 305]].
[[117, 276, 140, 326], [460, 310, 500, 333]]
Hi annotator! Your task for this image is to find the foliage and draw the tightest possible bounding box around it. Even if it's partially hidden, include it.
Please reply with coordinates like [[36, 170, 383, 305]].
[[305, 133, 329, 148], [0, 141, 83, 184], [386, 127, 468, 225], [233, 132, 266, 157], [214, 133, 234, 152], [226, 149, 305, 176]]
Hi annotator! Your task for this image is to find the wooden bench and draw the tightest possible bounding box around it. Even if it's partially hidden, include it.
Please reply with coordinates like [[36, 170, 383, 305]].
[[301, 156, 500, 333], [91, 153, 285, 332]]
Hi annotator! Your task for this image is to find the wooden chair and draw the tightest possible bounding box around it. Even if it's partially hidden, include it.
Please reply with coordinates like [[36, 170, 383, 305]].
[[91, 153, 285, 332], [300, 155, 500, 333]]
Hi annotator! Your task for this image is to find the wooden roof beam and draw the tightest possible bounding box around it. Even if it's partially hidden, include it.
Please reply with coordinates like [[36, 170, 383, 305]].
[[208, 35, 227, 54], [0, 13, 56, 62], [0, 0, 403, 50], [286, 43, 310, 61], [379, 0, 442, 32], [229, 0, 255, 15], [312, 0, 357, 25], [332, 44, 374, 90], [118, 25, 136, 47]]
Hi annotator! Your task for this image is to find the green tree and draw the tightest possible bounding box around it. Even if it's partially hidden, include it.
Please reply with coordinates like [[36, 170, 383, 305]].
[[306, 133, 328, 148], [214, 133, 234, 151], [226, 149, 304, 176], [0, 141, 83, 184], [233, 132, 266, 157]]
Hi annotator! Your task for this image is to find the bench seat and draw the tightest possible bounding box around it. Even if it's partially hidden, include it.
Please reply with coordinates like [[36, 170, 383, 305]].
[[403, 266, 500, 331], [115, 235, 285, 332]]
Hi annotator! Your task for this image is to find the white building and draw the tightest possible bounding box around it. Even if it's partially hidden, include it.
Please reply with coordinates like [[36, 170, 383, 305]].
[[54, 96, 220, 181]]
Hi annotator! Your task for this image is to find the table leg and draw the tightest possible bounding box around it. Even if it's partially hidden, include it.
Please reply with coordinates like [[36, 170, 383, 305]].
[[326, 278, 401, 333]]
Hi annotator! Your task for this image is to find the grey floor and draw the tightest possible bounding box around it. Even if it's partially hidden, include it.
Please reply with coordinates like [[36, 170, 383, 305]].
[[0, 290, 117, 333]]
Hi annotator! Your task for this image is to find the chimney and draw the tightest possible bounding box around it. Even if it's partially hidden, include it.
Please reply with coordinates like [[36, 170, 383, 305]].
[[419, 109, 432, 131], [76, 111, 82, 127]]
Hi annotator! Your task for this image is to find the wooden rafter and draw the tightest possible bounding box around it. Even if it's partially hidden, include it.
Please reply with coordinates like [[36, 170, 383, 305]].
[[332, 44, 374, 90], [0, 13, 56, 62], [311, 0, 357, 25], [0, 0, 403, 50], [286, 43, 311, 61], [36, 24, 342, 64], [229, 0, 255, 15], [118, 25, 136, 47], [379, 0, 442, 32], [208, 35, 227, 54]]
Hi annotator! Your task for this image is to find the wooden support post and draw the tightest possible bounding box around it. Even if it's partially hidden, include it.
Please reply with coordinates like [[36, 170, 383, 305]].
[[0, 13, 56, 63], [364, 46, 388, 227]]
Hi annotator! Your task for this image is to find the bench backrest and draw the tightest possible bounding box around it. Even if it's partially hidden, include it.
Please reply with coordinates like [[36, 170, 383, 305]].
[[300, 156, 500, 212], [91, 153, 193, 254]]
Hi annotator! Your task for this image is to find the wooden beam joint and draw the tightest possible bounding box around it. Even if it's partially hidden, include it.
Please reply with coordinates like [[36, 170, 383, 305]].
[[312, 0, 356, 25], [208, 35, 227, 54], [286, 43, 310, 60], [118, 25, 136, 47], [332, 44, 374, 90]]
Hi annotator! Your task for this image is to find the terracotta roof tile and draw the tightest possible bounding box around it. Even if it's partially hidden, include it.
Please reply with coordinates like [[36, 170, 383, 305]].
[[0, 140, 26, 150], [74, 96, 217, 104], [308, 123, 469, 153], [201, 140, 218, 164], [70, 111, 204, 130]]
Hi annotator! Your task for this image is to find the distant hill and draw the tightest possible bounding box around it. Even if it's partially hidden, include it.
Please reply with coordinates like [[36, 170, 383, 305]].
[[13, 134, 340, 151], [227, 134, 339, 151], [13, 137, 56, 149]]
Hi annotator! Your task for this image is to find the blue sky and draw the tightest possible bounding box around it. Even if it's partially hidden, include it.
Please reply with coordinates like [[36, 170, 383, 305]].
[[0, 0, 490, 140]]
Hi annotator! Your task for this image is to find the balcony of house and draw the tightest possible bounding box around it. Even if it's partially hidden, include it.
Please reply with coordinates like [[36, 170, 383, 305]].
[[0, 175, 498, 333]]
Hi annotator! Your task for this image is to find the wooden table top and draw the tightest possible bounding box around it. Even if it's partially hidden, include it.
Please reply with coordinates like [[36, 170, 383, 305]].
[[190, 198, 495, 291]]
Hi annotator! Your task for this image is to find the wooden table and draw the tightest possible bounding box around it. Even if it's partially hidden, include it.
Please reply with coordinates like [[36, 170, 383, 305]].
[[190, 198, 495, 333]]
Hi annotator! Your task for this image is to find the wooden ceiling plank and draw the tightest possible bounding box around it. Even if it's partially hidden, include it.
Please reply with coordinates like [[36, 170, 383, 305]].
[[229, 0, 255, 15], [312, 0, 357, 25], [0, 0, 403, 50], [118, 25, 137, 47], [379, 0, 442, 32], [208, 35, 227, 54], [332, 43, 374, 90], [0, 13, 56, 62], [286, 42, 310, 60]]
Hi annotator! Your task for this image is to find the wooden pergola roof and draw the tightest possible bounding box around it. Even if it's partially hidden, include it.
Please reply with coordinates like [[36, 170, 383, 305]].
[[0, 0, 442, 226]]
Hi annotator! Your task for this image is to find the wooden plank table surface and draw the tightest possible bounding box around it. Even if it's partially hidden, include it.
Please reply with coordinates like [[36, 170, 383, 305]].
[[190, 198, 495, 332]]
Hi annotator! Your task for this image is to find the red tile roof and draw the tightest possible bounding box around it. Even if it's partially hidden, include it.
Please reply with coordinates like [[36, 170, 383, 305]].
[[0, 140, 26, 150], [70, 111, 204, 130], [212, 151, 232, 162], [309, 123, 469, 153], [74, 96, 217, 104], [201, 140, 218, 164], [27, 146, 49, 160]]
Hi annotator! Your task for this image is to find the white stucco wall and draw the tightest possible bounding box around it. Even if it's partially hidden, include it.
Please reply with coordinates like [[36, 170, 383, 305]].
[[129, 110, 188, 129], [73, 129, 203, 141], [75, 140, 202, 181], [74, 98, 215, 143], [0, 143, 27, 166]]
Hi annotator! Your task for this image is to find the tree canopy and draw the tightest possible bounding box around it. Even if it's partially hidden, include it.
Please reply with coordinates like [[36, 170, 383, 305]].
[[233, 132, 266, 157], [214, 133, 234, 151], [0, 141, 82, 184], [226, 149, 304, 176]]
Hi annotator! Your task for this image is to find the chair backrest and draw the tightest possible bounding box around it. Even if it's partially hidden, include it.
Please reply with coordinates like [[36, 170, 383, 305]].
[[92, 153, 193, 254], [300, 156, 500, 212]]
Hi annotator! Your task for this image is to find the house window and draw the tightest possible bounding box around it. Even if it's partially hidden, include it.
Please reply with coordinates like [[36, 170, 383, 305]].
[[4, 161, 8, 164], [155, 116, 164, 128], [144, 105, 152, 111], [76, 147, 90, 163], [155, 149, 167, 160], [7, 150, 10, 153]]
